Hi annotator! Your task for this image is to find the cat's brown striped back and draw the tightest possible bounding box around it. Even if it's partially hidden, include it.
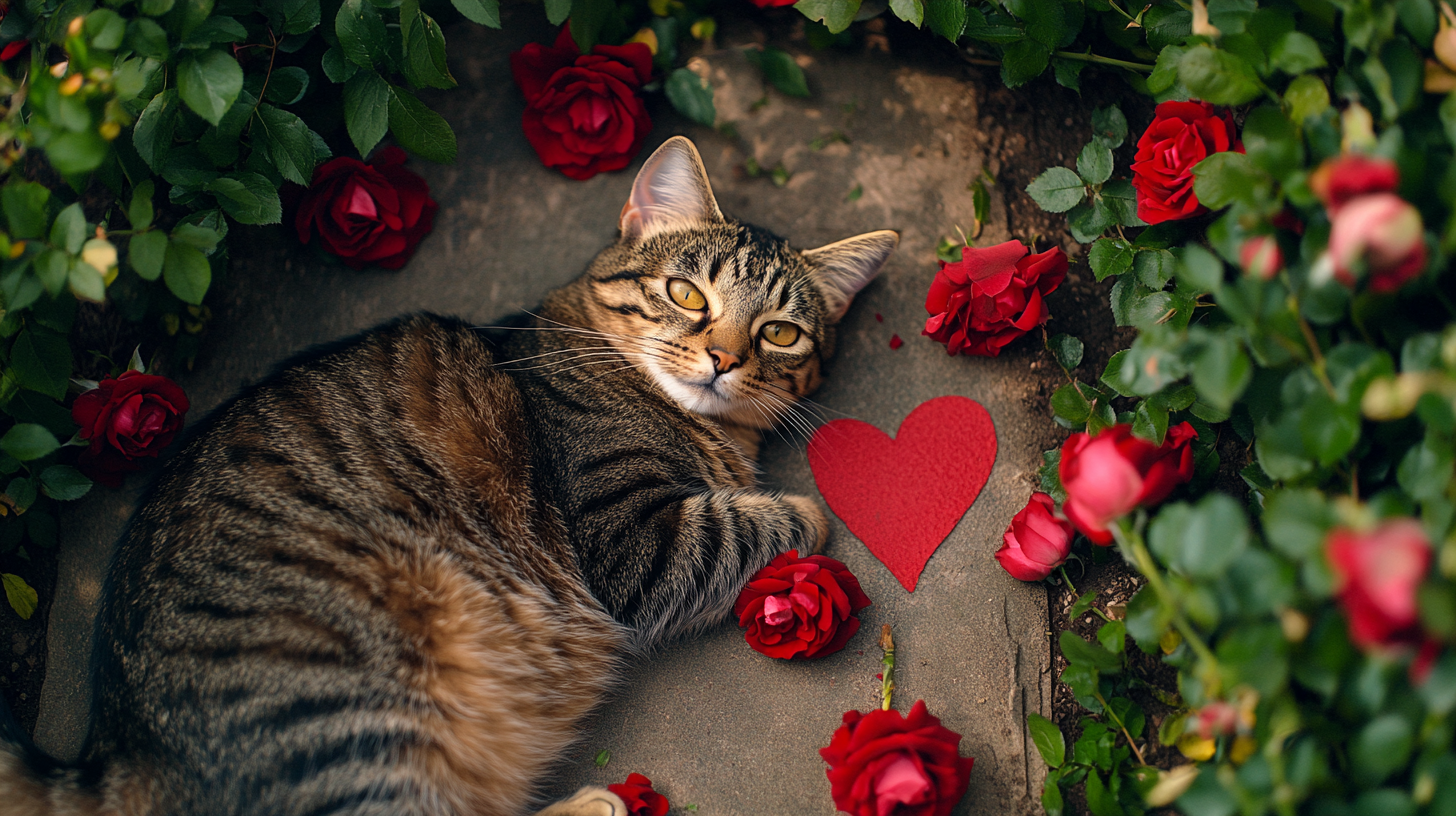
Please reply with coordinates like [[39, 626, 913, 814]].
[[0, 138, 897, 816]]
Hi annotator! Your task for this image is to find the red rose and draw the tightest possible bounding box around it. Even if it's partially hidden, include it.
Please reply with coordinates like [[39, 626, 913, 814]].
[[995, 492, 1074, 581], [819, 700, 974, 816], [734, 549, 872, 660], [1326, 520, 1432, 652], [922, 240, 1068, 357], [295, 146, 438, 270], [1058, 423, 1198, 545], [1309, 154, 1400, 216], [511, 28, 653, 180], [1326, 192, 1427, 293], [1238, 235, 1283, 280], [606, 773, 669, 816], [71, 370, 190, 487], [1130, 100, 1243, 225]]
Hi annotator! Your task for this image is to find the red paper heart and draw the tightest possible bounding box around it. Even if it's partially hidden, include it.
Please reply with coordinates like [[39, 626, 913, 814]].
[[807, 396, 997, 592]]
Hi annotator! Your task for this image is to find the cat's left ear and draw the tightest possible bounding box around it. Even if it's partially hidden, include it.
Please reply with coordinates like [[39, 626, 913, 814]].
[[802, 230, 900, 321], [619, 137, 723, 242]]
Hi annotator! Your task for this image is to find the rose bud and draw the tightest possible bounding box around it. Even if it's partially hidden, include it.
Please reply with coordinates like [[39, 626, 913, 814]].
[[1327, 192, 1427, 293], [820, 700, 974, 816], [1326, 519, 1432, 652], [295, 147, 438, 270], [1307, 154, 1400, 216], [733, 550, 872, 659], [1058, 423, 1198, 545], [1238, 235, 1283, 280], [1194, 701, 1240, 739], [922, 240, 1068, 357], [1130, 100, 1243, 224], [995, 493, 1075, 581], [72, 370, 191, 487], [606, 772, 669, 816]]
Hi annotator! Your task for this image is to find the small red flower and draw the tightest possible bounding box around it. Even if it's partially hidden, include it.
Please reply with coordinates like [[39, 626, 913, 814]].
[[607, 773, 669, 816], [1130, 100, 1243, 225], [922, 240, 1068, 357], [995, 492, 1075, 581], [1058, 423, 1198, 545], [1309, 154, 1401, 216], [71, 370, 190, 487], [510, 28, 653, 180], [820, 700, 974, 816], [734, 550, 872, 659], [295, 147, 438, 270]]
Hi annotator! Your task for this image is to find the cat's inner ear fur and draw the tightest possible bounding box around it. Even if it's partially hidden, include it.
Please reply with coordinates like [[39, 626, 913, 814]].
[[802, 230, 900, 321], [619, 136, 723, 242]]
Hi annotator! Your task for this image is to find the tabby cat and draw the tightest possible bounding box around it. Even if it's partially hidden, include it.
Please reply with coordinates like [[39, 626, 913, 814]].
[[0, 137, 898, 816]]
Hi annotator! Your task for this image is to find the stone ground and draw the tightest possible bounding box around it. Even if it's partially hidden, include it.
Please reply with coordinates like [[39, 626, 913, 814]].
[[23, 10, 1130, 815]]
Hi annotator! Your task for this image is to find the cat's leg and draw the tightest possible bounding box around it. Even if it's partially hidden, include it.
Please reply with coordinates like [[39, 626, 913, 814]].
[[534, 786, 627, 816]]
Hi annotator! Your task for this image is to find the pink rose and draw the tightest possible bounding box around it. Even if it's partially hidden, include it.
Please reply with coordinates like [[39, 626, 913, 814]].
[[1239, 235, 1283, 280], [1326, 192, 1427, 293], [1326, 520, 1431, 652], [1058, 423, 1198, 545], [922, 240, 1068, 357], [995, 493, 1075, 581]]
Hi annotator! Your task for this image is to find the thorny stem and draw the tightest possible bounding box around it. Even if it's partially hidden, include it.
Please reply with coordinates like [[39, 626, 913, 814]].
[[247, 28, 280, 123], [879, 624, 896, 712], [1051, 51, 1156, 73], [1095, 692, 1150, 766], [1111, 519, 1219, 669]]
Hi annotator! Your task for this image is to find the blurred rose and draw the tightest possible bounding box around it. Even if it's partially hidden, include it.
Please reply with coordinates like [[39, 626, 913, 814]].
[[995, 493, 1075, 581], [1308, 154, 1400, 215], [1058, 424, 1198, 545], [1239, 235, 1283, 280], [1327, 192, 1427, 293], [1327, 519, 1431, 652]]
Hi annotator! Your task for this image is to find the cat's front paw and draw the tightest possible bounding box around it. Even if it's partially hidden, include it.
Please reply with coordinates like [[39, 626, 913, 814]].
[[783, 494, 829, 555], [534, 786, 628, 816]]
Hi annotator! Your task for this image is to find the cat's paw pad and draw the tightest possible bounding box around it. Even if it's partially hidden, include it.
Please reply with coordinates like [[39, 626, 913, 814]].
[[535, 786, 628, 816], [783, 494, 829, 555]]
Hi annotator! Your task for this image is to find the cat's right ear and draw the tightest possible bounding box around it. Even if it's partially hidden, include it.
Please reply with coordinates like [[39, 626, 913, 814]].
[[619, 137, 723, 242]]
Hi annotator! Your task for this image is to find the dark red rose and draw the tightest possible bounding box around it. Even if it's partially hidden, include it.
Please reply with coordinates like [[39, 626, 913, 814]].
[[71, 370, 190, 487], [1130, 100, 1243, 225], [1308, 154, 1400, 216], [1327, 520, 1431, 652], [606, 772, 669, 816], [295, 146, 438, 270], [1059, 423, 1197, 545], [995, 492, 1074, 581], [820, 700, 974, 816], [734, 549, 872, 659], [922, 240, 1068, 357], [511, 28, 653, 181]]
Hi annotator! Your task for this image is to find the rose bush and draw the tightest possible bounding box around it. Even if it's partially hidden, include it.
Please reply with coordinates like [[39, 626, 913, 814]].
[[71, 371, 191, 487], [994, 492, 1074, 581], [294, 147, 439, 271], [922, 240, 1068, 357], [1057, 423, 1197, 545], [819, 699, 974, 816], [1129, 100, 1242, 224], [734, 550, 872, 659], [606, 773, 669, 816], [511, 29, 654, 180]]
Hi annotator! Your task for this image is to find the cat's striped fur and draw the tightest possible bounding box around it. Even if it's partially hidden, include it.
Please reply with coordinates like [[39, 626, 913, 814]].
[[0, 138, 897, 815]]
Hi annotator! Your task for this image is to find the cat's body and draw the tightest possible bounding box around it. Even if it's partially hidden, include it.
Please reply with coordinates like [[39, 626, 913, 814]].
[[0, 138, 896, 816]]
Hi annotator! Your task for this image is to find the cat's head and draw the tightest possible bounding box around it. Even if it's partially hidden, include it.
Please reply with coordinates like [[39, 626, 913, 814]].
[[583, 137, 897, 429]]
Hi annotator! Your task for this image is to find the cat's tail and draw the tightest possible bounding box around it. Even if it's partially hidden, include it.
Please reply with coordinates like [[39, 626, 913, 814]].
[[0, 695, 103, 816]]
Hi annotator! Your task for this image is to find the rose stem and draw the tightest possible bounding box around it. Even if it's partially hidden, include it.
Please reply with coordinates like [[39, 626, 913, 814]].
[[1059, 565, 1114, 623], [1111, 519, 1218, 670], [878, 624, 896, 712]]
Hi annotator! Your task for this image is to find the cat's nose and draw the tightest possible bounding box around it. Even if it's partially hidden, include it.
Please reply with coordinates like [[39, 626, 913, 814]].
[[708, 348, 741, 374]]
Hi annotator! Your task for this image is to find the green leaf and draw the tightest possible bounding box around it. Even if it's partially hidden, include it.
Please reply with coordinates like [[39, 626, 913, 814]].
[[450, 0, 500, 26], [1176, 244, 1224, 292], [665, 69, 716, 126], [207, 173, 283, 225], [1192, 151, 1265, 209], [0, 423, 61, 462], [1028, 712, 1065, 768], [85, 8, 127, 49], [39, 464, 90, 501], [33, 250, 68, 297], [1269, 30, 1326, 74], [11, 329, 71, 401], [1241, 106, 1301, 178], [1076, 143, 1112, 186], [1042, 773, 1065, 816], [544, 0, 571, 25], [1061, 663, 1103, 712], [1051, 58, 1084, 93], [264, 66, 310, 105], [569, 0, 615, 52], [923, 0, 967, 41], [1048, 334, 1083, 370], [1284, 74, 1331, 124], [1147, 43, 1187, 96], [1025, 167, 1085, 213], [322, 47, 359, 83], [1085, 771, 1122, 816], [1089, 238, 1134, 281], [1133, 249, 1175, 289], [1050, 381, 1091, 425], [343, 71, 391, 158], [182, 15, 247, 47], [1097, 619, 1126, 655], [889, 0, 923, 26], [387, 85, 457, 164], [163, 242, 212, 304], [1352, 715, 1414, 787], [1059, 630, 1122, 673], [68, 264, 105, 304], [1299, 395, 1360, 466], [2, 573, 37, 620], [129, 232, 167, 282], [127, 180, 155, 232], [1131, 398, 1169, 445], [1010, 0, 1066, 47], [1148, 496, 1250, 580], [139, 0, 175, 15], [262, 0, 322, 35], [50, 202, 87, 254], [745, 47, 810, 98], [127, 18, 170, 58], [594, 748, 611, 767], [336, 0, 387, 69], [253, 105, 316, 187], [1191, 331, 1251, 412], [1001, 38, 1051, 88], [400, 0, 456, 90], [1398, 432, 1455, 501], [795, 0, 861, 35], [44, 131, 110, 176], [1125, 585, 1172, 653], [1178, 44, 1263, 106], [1091, 105, 1127, 149], [177, 51, 243, 128], [171, 222, 222, 253], [3, 182, 51, 240]]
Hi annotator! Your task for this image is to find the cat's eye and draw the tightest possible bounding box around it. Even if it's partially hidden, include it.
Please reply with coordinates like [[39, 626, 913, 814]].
[[761, 322, 801, 347], [667, 279, 707, 311]]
